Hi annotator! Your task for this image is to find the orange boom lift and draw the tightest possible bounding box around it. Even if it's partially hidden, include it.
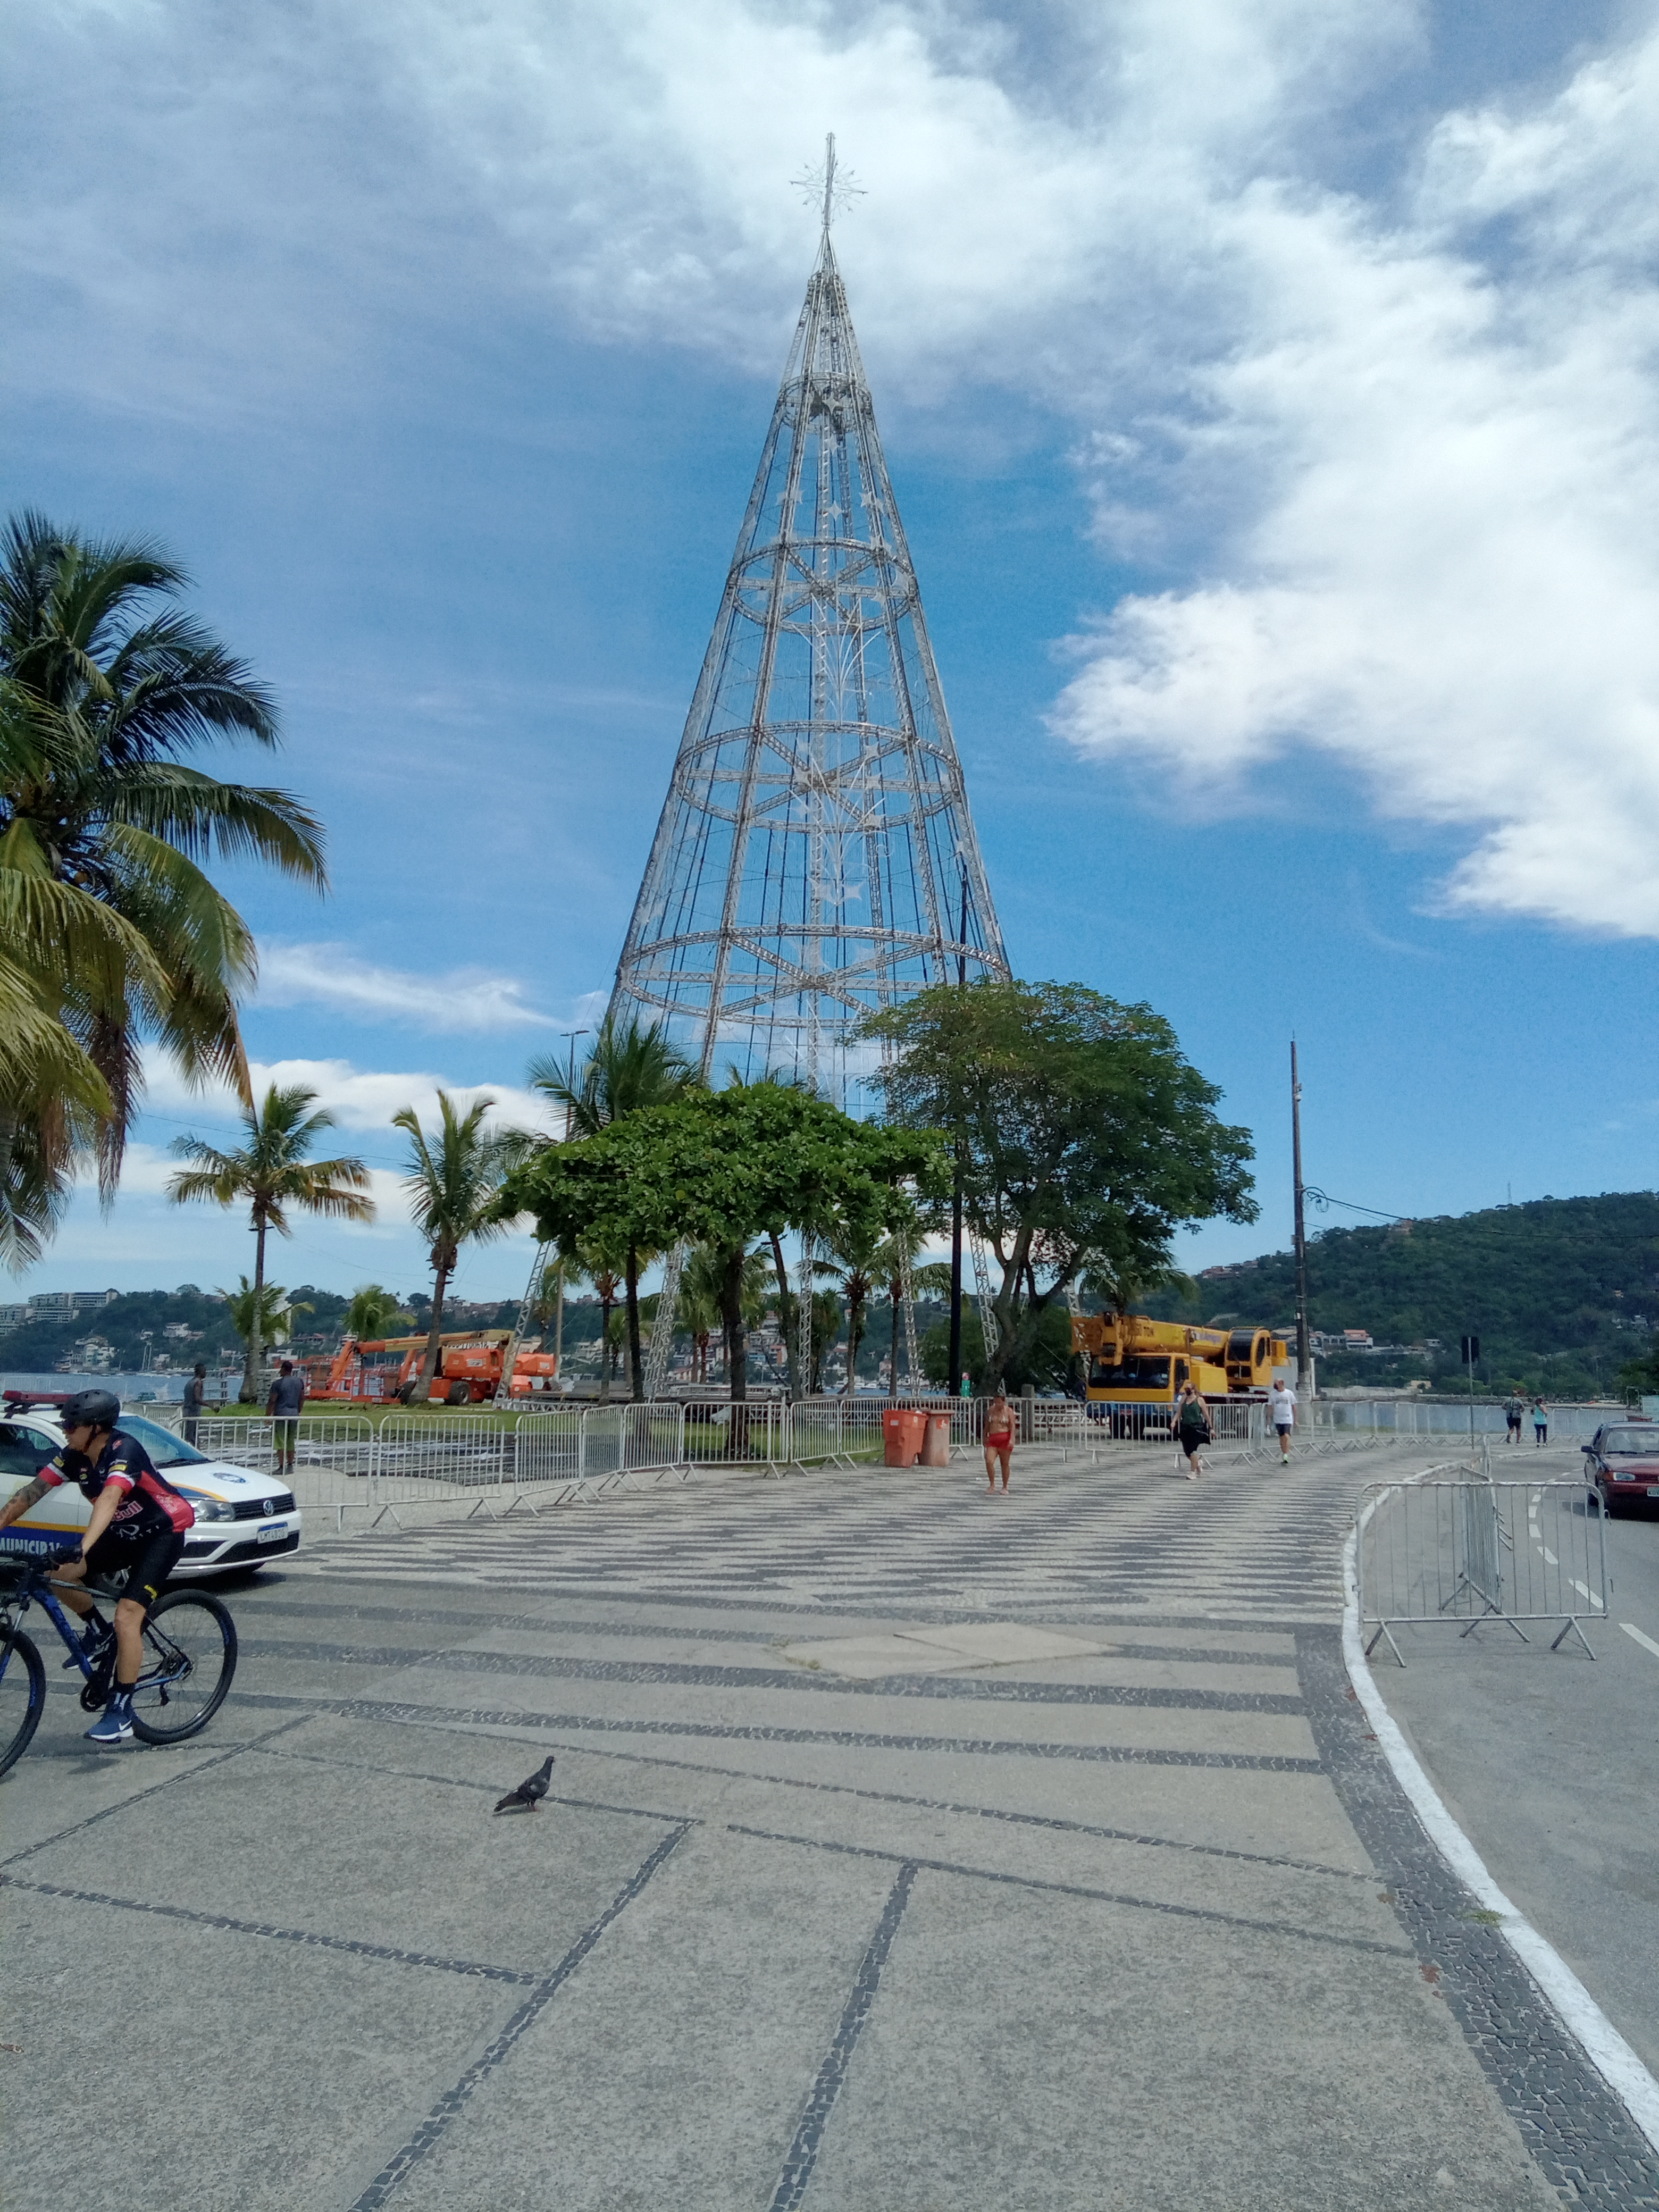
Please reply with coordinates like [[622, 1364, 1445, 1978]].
[[301, 1331, 560, 1408]]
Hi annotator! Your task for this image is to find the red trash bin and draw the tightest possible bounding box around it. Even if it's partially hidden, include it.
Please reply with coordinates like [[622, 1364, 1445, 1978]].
[[920, 1412, 952, 1467], [883, 1409, 926, 1466]]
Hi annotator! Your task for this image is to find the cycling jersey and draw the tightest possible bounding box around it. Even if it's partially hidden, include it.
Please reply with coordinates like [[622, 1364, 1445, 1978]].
[[40, 1428, 195, 1541]]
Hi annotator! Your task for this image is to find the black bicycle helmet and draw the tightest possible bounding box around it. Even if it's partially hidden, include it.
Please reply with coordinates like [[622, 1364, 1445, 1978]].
[[60, 1387, 121, 1433]]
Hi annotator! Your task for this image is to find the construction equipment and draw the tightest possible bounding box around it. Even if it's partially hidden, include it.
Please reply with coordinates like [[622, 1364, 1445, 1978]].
[[301, 1333, 562, 1408], [1070, 1314, 1291, 1419]]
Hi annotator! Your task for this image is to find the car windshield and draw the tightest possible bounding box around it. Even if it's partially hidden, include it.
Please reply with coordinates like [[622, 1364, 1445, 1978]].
[[118, 1412, 209, 1467], [1601, 1427, 1659, 1457]]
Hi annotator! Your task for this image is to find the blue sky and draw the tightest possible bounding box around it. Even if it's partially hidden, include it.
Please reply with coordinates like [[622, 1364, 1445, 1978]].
[[6, 0, 1659, 1308]]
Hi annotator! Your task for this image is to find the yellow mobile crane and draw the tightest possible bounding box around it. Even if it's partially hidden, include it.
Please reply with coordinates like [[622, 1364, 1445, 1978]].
[[1070, 1314, 1291, 1431]]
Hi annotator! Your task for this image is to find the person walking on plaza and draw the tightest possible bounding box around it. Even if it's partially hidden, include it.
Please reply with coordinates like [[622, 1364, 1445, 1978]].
[[1267, 1375, 1297, 1464], [1532, 1396, 1548, 1447], [984, 1389, 1015, 1492], [1175, 1380, 1211, 1479], [182, 1361, 207, 1446], [267, 1358, 305, 1474], [1504, 1392, 1523, 1445]]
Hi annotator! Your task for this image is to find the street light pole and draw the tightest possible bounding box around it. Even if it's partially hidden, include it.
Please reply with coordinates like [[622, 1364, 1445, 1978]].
[[948, 861, 969, 1397], [1291, 1040, 1313, 1403]]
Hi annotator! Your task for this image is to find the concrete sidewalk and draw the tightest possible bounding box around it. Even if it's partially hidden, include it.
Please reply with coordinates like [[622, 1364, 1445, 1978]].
[[3, 1442, 1654, 2210]]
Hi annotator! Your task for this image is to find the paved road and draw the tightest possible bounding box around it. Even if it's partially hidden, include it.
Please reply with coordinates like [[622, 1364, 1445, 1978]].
[[4, 1440, 1655, 2211], [1372, 1444, 1659, 2085]]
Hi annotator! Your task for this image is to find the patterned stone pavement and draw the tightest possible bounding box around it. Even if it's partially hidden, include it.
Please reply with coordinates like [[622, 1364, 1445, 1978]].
[[5, 1439, 1655, 2210]]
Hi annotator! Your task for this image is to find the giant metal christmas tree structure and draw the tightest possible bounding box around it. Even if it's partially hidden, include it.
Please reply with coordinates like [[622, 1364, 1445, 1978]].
[[608, 139, 1007, 1105], [505, 144, 1011, 1398]]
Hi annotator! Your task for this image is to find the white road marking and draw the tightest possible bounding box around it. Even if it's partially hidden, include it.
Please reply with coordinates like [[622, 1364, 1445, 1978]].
[[1571, 1579, 1606, 1612], [1344, 1497, 1659, 2159], [1541, 1547, 1559, 1565], [1620, 1621, 1659, 1661]]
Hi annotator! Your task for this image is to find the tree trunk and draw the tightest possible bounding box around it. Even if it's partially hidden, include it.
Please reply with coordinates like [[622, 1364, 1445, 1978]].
[[242, 1206, 268, 1406], [625, 1246, 644, 1402], [844, 1293, 864, 1397], [768, 1229, 795, 1402], [598, 1293, 614, 1401], [414, 1257, 450, 1403], [722, 1250, 748, 1405], [889, 1286, 901, 1396]]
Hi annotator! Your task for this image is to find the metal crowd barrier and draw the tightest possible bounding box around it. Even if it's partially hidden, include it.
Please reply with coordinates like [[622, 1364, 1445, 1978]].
[[1356, 1473, 1609, 1663]]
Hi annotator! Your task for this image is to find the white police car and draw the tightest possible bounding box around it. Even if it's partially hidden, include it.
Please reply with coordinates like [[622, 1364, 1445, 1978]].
[[0, 1406, 303, 1575]]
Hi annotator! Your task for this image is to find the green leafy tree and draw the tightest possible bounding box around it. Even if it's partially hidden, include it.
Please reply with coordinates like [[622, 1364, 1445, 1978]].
[[681, 1243, 733, 1387], [169, 1084, 374, 1401], [0, 512, 325, 1235], [498, 1085, 946, 1405], [526, 1015, 699, 1401], [343, 1283, 412, 1342], [864, 979, 1256, 1390], [393, 1091, 516, 1403]]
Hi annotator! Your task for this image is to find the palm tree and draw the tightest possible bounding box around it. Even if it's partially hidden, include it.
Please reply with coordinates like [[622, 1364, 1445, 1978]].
[[680, 1244, 727, 1388], [562, 1234, 628, 1398], [221, 1279, 312, 1360], [169, 1084, 374, 1402], [808, 1288, 844, 1396], [392, 1091, 516, 1404], [0, 513, 325, 1218], [527, 1016, 699, 1401], [819, 1213, 889, 1397], [344, 1284, 412, 1342], [873, 1208, 949, 1395]]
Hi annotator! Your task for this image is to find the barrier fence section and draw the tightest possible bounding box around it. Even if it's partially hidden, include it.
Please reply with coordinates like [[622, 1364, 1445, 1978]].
[[1317, 1398, 1608, 1443], [1356, 1474, 1608, 1664]]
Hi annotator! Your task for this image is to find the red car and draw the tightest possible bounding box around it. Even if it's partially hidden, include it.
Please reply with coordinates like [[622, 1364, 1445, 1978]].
[[1582, 1420, 1659, 1514]]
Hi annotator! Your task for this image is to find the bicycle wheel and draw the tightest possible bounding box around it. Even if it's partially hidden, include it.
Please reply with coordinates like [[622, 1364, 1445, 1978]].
[[0, 1626, 45, 1778], [129, 1590, 237, 1745]]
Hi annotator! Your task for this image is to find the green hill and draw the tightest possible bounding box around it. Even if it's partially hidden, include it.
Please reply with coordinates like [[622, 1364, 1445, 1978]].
[[1144, 1191, 1659, 1396]]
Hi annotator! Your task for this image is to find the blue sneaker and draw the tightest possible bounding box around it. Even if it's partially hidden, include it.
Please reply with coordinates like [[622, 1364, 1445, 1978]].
[[85, 1694, 135, 1747], [64, 1619, 113, 1670]]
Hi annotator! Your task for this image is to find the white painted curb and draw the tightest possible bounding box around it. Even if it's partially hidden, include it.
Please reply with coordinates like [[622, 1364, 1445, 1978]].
[[1343, 1486, 1659, 2157]]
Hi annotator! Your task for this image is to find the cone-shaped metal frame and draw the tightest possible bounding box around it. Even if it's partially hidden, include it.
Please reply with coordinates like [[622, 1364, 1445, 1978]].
[[609, 224, 1008, 1108]]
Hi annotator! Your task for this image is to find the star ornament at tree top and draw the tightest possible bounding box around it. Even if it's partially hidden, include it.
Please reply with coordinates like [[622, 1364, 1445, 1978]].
[[793, 131, 866, 231]]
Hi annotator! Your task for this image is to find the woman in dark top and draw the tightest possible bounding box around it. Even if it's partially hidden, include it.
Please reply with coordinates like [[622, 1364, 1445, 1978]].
[[1176, 1381, 1211, 1479]]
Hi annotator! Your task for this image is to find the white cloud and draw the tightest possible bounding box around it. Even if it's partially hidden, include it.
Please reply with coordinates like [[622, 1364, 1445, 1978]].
[[256, 941, 564, 1033], [143, 1052, 553, 1144], [15, 1, 1659, 934]]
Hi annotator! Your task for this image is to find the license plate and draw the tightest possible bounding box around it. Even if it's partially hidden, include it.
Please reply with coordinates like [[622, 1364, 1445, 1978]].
[[256, 1522, 287, 1545], [1647, 1487, 1659, 1500]]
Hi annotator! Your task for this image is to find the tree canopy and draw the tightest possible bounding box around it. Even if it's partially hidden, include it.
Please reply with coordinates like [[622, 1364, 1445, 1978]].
[[497, 1083, 947, 1401], [862, 978, 1256, 1389]]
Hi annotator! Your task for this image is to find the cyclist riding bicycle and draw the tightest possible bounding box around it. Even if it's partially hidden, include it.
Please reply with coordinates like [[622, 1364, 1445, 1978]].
[[0, 1387, 195, 1746]]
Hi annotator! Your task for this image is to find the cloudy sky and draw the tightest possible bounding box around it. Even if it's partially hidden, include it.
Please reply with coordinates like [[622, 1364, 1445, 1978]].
[[7, 0, 1659, 1307]]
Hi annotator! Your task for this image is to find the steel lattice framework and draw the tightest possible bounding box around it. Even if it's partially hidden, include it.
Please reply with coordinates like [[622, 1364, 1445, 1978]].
[[608, 177, 1008, 1107]]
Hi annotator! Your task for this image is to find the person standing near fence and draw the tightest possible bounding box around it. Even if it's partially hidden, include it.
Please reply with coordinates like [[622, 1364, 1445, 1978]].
[[267, 1358, 306, 1473], [1504, 1392, 1523, 1446], [1175, 1380, 1210, 1479], [984, 1390, 1015, 1492], [182, 1362, 206, 1446], [1532, 1396, 1548, 1447], [1267, 1376, 1297, 1464]]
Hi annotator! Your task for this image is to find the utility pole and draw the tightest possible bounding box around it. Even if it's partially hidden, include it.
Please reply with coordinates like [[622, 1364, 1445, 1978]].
[[948, 860, 969, 1396], [1291, 1041, 1313, 1403]]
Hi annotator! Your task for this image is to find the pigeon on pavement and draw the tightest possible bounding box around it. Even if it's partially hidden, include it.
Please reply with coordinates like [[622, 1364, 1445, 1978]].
[[493, 1755, 555, 1814]]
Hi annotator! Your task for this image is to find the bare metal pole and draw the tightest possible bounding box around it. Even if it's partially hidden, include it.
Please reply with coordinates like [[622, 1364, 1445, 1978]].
[[1292, 1039, 1313, 1402]]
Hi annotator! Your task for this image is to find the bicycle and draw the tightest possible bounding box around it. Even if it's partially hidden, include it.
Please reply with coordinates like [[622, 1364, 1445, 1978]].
[[0, 1551, 238, 1777]]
